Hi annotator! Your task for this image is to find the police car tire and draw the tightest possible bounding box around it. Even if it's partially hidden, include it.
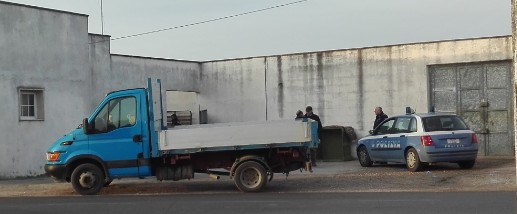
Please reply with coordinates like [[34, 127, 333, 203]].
[[358, 146, 373, 167], [458, 160, 475, 169], [406, 148, 422, 172]]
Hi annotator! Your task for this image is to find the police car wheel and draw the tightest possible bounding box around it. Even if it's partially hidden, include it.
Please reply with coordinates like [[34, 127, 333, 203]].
[[357, 146, 373, 167], [406, 148, 422, 172]]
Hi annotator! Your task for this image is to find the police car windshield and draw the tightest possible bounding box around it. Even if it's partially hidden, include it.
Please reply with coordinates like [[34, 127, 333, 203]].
[[422, 115, 469, 132]]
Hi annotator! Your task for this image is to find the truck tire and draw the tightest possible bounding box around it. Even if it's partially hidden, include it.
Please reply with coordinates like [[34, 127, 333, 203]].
[[71, 163, 105, 195], [234, 161, 267, 192], [406, 148, 422, 172]]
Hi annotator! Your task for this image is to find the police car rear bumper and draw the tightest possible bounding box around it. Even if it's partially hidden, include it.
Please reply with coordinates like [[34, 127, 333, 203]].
[[423, 150, 478, 162]]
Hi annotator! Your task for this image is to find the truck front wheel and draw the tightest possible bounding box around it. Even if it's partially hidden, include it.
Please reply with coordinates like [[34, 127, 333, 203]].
[[234, 161, 267, 192], [71, 163, 105, 195]]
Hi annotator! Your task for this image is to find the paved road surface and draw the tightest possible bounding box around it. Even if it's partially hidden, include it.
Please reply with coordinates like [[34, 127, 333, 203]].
[[0, 192, 514, 214]]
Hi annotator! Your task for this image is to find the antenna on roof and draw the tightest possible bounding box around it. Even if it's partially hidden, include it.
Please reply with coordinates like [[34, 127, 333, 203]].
[[100, 0, 104, 35], [429, 105, 435, 113]]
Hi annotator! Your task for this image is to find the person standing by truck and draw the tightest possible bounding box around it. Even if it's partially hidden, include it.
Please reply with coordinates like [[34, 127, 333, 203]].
[[295, 110, 304, 119], [171, 113, 181, 126], [305, 106, 322, 166]]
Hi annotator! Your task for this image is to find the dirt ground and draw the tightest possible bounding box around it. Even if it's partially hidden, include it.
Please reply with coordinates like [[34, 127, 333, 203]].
[[0, 157, 515, 196]]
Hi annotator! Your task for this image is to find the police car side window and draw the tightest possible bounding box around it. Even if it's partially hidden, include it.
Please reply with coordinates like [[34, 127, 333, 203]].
[[409, 118, 417, 132], [376, 119, 396, 134], [394, 117, 412, 133]]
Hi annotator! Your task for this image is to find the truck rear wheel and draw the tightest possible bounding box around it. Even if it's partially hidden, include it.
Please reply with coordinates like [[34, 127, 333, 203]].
[[71, 163, 105, 195], [234, 161, 267, 192]]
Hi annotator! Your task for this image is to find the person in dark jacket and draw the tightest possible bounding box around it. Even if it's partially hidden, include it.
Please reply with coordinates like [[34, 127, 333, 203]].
[[373, 106, 388, 129], [171, 113, 181, 126], [305, 106, 322, 166], [295, 110, 304, 119]]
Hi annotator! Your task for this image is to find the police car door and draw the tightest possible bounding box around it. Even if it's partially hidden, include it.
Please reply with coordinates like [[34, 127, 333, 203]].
[[386, 117, 412, 161], [369, 118, 396, 161]]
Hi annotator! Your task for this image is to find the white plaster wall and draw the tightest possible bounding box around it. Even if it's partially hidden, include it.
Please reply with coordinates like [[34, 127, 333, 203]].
[[166, 91, 200, 124], [199, 58, 266, 123], [106, 55, 200, 96], [89, 34, 112, 111], [265, 52, 362, 131], [0, 2, 89, 178], [360, 38, 512, 133], [201, 37, 512, 138]]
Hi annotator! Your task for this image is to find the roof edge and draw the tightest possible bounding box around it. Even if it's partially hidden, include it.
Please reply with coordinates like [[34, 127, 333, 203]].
[[0, 0, 88, 17], [111, 53, 201, 64], [203, 35, 512, 63]]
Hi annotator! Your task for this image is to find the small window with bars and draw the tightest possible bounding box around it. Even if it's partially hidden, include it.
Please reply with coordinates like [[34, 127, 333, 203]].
[[19, 88, 44, 121]]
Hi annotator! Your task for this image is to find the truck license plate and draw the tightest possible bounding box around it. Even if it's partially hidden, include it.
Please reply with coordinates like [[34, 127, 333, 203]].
[[447, 139, 460, 144]]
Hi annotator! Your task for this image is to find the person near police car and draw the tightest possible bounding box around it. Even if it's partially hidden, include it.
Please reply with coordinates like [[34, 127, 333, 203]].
[[373, 106, 388, 129]]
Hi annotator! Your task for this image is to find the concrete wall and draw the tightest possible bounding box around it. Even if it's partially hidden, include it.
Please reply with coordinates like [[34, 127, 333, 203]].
[[166, 91, 200, 124], [89, 34, 112, 111], [199, 58, 266, 123], [107, 55, 200, 98], [201, 36, 512, 137], [0, 2, 202, 178], [0, 2, 90, 178]]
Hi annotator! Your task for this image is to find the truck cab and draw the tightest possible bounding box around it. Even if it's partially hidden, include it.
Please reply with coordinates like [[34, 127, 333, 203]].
[[45, 88, 154, 193]]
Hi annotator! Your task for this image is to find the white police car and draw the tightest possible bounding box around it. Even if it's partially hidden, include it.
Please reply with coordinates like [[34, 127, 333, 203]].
[[357, 108, 478, 172]]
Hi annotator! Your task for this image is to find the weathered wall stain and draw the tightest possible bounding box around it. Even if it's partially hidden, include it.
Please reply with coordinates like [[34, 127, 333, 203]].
[[357, 49, 364, 130], [277, 56, 284, 118], [316, 53, 325, 119]]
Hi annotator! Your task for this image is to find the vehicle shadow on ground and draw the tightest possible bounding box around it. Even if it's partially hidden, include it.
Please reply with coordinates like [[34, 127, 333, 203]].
[[371, 163, 463, 171], [368, 158, 514, 172]]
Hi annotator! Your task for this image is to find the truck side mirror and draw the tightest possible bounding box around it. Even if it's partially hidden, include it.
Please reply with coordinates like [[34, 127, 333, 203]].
[[82, 118, 92, 134]]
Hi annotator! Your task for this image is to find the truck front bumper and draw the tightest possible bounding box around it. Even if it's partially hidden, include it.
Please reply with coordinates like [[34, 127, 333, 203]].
[[44, 164, 67, 181]]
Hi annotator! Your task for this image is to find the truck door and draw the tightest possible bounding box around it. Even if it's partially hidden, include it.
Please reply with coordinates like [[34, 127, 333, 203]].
[[88, 94, 148, 178]]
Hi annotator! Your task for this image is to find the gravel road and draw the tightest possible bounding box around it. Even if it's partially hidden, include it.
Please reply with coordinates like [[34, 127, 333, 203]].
[[0, 157, 514, 196]]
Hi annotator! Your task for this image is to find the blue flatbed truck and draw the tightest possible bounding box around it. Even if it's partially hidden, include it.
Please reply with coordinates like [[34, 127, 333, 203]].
[[44, 79, 318, 195]]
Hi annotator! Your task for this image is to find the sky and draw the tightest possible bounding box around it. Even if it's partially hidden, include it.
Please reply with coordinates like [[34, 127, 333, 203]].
[[5, 0, 512, 61]]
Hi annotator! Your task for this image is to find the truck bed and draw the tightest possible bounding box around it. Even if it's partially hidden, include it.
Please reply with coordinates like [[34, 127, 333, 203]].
[[158, 120, 315, 155]]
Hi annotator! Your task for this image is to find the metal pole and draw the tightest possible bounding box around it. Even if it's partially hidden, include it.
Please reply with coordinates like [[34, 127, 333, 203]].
[[511, 0, 517, 183], [101, 0, 104, 35]]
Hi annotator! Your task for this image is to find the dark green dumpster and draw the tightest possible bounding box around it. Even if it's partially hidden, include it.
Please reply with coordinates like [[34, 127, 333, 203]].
[[318, 126, 357, 161]]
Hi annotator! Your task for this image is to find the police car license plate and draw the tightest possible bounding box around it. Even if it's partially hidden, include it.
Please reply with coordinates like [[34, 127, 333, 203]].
[[447, 139, 460, 144]]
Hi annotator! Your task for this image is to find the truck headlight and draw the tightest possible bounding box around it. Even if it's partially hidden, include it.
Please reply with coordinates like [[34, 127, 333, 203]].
[[46, 152, 61, 162]]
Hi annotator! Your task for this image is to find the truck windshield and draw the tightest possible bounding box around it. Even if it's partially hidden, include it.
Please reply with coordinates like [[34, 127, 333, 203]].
[[92, 96, 137, 133], [422, 115, 469, 132]]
